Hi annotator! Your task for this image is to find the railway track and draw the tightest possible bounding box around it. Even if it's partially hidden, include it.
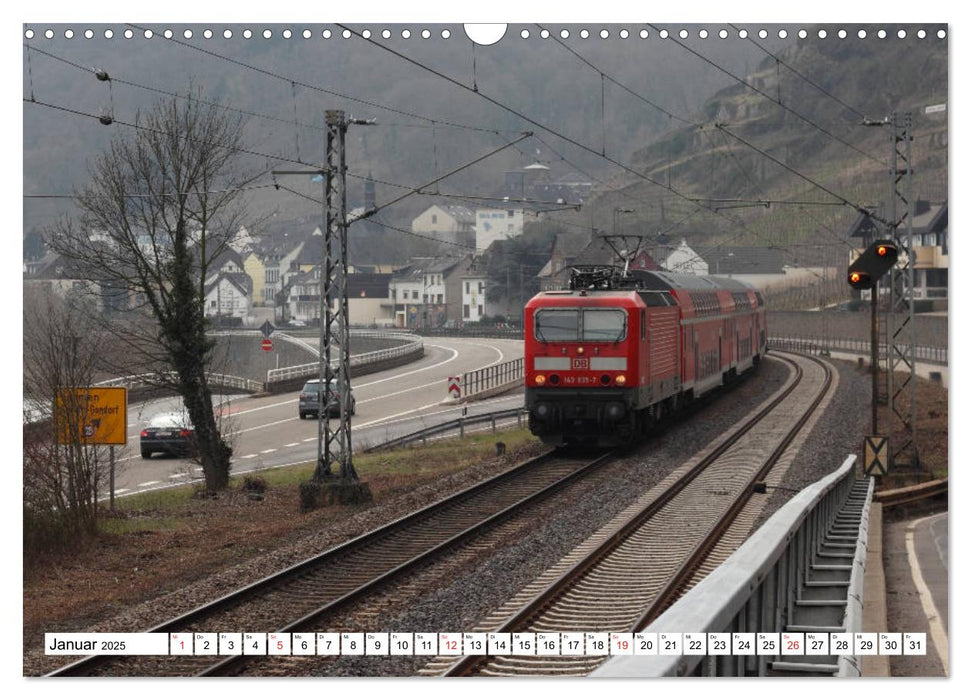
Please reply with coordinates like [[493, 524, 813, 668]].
[[431, 352, 833, 677], [49, 447, 617, 677]]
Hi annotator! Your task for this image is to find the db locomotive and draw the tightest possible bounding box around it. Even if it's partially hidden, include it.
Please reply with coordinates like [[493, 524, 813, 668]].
[[524, 265, 767, 446]]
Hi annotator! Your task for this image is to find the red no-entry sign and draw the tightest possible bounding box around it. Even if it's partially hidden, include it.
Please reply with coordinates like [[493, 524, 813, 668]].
[[261, 338, 273, 352]]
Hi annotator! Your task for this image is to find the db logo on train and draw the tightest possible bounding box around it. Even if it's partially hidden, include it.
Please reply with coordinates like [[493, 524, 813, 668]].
[[571, 358, 590, 370]]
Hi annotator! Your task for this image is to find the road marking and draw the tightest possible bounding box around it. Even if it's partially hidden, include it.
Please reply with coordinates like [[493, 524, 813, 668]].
[[241, 454, 257, 459], [113, 488, 129, 494], [138, 480, 161, 487], [260, 448, 277, 454], [284, 442, 300, 447], [906, 514, 948, 674]]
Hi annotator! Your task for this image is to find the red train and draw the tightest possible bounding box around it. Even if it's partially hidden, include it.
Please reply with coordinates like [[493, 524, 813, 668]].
[[524, 265, 767, 446]]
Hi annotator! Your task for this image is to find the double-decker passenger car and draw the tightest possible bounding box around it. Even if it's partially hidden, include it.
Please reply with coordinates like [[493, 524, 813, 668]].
[[524, 265, 767, 446]]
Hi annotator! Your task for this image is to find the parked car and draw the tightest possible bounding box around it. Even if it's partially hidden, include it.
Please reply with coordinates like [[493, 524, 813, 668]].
[[140, 411, 196, 459], [299, 378, 356, 419]]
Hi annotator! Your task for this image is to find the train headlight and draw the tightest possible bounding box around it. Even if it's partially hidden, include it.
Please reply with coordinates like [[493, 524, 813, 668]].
[[576, 346, 585, 355], [535, 374, 546, 386], [616, 374, 627, 386]]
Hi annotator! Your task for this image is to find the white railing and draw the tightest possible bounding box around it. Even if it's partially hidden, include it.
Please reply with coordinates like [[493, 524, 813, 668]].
[[93, 371, 264, 394], [266, 332, 423, 384]]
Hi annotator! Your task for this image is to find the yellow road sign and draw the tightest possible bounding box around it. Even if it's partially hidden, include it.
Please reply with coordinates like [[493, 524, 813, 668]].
[[55, 387, 128, 445], [864, 435, 889, 476]]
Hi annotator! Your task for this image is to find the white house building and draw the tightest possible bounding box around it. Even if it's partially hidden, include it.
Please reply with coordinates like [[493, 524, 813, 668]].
[[204, 272, 252, 319], [460, 274, 490, 322], [411, 204, 475, 246], [475, 207, 524, 252], [662, 239, 709, 276]]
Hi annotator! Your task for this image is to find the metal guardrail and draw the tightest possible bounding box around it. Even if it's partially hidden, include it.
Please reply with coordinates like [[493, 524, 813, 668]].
[[769, 335, 947, 365], [362, 408, 528, 452], [93, 371, 264, 394], [266, 332, 423, 383], [460, 357, 524, 399], [593, 455, 872, 678], [405, 327, 524, 340], [874, 478, 947, 508]]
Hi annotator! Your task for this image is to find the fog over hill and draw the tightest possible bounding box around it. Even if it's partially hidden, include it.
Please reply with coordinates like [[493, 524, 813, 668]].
[[23, 23, 785, 236], [23, 22, 946, 270]]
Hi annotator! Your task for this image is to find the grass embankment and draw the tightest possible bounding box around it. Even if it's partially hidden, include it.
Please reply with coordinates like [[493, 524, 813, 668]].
[[877, 372, 948, 489], [24, 429, 541, 634]]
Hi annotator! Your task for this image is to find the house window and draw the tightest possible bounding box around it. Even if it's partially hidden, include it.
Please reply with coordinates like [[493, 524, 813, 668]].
[[464, 304, 470, 319], [507, 210, 514, 217], [478, 282, 484, 294], [412, 290, 418, 300], [466, 282, 470, 294], [478, 304, 483, 317], [437, 294, 443, 304], [432, 214, 438, 224]]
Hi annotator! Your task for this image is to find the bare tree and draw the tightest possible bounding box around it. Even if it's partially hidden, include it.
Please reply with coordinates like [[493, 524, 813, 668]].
[[47, 94, 256, 492], [23, 290, 110, 544]]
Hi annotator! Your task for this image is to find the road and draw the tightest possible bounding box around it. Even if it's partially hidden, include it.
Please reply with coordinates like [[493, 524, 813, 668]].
[[104, 337, 525, 498]]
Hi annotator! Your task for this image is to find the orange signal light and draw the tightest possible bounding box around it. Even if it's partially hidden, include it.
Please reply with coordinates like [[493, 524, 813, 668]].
[[535, 374, 547, 386], [850, 272, 862, 284], [616, 374, 627, 386], [877, 245, 888, 257]]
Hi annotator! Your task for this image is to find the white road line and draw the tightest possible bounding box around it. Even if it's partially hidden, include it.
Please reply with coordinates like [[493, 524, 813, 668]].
[[906, 514, 948, 674], [284, 442, 300, 447], [241, 454, 257, 459], [302, 437, 316, 442], [138, 480, 161, 487], [260, 448, 277, 454]]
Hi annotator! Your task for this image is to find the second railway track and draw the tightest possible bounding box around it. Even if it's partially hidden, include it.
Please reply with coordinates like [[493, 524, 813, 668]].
[[432, 351, 833, 677]]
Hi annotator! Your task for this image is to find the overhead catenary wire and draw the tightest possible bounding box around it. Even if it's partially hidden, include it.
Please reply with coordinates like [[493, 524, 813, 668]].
[[23, 96, 324, 171], [123, 23, 512, 137]]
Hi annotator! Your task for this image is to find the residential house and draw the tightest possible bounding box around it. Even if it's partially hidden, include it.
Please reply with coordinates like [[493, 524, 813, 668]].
[[848, 200, 948, 304], [475, 207, 524, 253], [204, 272, 252, 320], [387, 255, 477, 328], [286, 267, 393, 326], [411, 204, 475, 247], [659, 239, 710, 276], [243, 250, 266, 306]]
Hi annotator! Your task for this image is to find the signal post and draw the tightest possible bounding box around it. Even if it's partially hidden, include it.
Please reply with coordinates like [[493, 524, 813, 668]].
[[847, 240, 898, 475]]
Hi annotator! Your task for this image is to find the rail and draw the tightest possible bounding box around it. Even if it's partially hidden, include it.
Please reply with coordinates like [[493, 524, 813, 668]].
[[593, 455, 871, 678], [362, 408, 528, 452], [769, 335, 947, 365]]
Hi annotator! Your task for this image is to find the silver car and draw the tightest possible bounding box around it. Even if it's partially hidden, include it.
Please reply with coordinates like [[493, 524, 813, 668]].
[[298, 378, 356, 419]]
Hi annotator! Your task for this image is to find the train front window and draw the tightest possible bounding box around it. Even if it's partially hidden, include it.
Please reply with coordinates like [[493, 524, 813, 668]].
[[582, 309, 626, 342], [534, 309, 579, 342], [534, 308, 627, 342]]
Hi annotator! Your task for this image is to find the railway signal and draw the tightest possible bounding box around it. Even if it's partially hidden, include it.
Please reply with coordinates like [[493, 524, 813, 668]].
[[847, 239, 898, 289], [847, 238, 898, 447]]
